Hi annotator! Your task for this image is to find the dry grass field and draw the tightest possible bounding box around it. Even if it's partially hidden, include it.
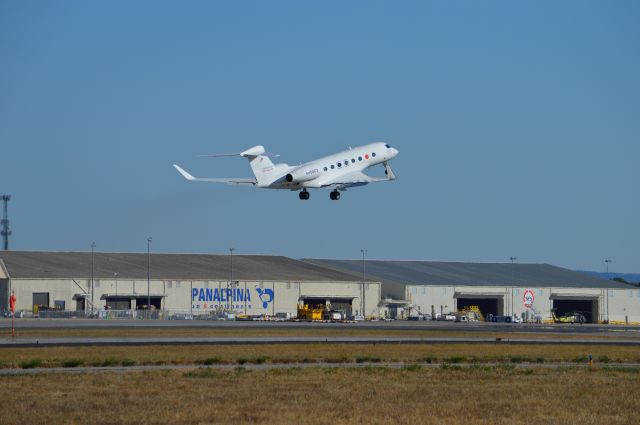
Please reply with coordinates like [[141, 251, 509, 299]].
[[1, 366, 638, 425], [2, 326, 638, 424], [1, 343, 639, 369]]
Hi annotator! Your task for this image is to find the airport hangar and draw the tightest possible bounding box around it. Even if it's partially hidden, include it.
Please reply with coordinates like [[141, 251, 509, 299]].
[[1, 251, 638, 324], [0, 251, 381, 318], [305, 259, 640, 324]]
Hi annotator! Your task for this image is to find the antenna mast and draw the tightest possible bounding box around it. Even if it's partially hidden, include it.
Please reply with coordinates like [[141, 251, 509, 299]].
[[1, 194, 11, 250]]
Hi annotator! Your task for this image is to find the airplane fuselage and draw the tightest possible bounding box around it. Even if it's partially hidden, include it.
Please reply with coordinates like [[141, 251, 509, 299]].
[[262, 142, 399, 189]]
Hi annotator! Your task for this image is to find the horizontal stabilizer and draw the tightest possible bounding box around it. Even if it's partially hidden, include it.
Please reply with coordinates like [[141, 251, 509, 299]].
[[172, 164, 256, 185], [199, 152, 243, 158], [198, 146, 266, 158], [199, 145, 277, 159], [173, 164, 196, 180], [240, 145, 266, 157]]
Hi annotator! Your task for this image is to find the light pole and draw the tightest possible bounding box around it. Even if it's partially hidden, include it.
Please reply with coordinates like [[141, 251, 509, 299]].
[[114, 272, 118, 297], [229, 248, 235, 312], [90, 241, 96, 316], [147, 237, 152, 316], [509, 257, 517, 316], [361, 249, 367, 317], [605, 259, 612, 323]]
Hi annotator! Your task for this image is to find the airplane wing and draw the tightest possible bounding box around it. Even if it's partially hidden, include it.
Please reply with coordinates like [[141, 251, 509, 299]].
[[320, 170, 390, 190], [173, 164, 257, 185]]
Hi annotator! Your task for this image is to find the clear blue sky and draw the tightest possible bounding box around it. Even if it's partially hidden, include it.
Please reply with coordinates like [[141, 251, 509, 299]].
[[1, 1, 638, 272]]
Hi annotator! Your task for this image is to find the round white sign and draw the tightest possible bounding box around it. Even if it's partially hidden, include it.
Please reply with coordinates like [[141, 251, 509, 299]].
[[523, 289, 535, 308]]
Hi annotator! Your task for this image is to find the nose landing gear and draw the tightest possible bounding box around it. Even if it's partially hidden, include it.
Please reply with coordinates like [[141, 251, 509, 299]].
[[329, 190, 341, 201], [299, 190, 310, 200]]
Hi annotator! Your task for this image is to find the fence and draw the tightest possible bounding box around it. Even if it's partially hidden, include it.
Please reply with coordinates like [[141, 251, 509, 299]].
[[21, 309, 239, 320]]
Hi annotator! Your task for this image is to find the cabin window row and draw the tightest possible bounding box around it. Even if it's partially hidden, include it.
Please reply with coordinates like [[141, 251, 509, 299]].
[[323, 152, 376, 171]]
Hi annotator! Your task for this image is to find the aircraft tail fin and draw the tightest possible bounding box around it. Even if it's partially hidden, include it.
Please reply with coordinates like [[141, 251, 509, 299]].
[[197, 145, 279, 186], [240, 145, 276, 186]]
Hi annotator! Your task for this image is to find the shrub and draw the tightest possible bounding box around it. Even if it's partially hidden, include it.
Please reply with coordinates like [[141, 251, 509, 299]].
[[121, 359, 136, 367], [20, 359, 42, 369], [101, 358, 119, 367], [324, 356, 350, 364], [62, 359, 84, 368], [203, 357, 223, 365], [572, 355, 588, 363], [251, 356, 269, 364], [355, 356, 382, 363]]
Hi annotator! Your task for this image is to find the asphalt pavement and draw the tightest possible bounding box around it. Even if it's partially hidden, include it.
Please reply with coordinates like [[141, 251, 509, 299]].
[[2, 335, 640, 347], [2, 318, 639, 334], [1, 318, 639, 348]]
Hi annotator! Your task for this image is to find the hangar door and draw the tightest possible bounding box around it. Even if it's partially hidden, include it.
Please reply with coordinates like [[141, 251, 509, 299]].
[[456, 295, 504, 318], [105, 297, 132, 310], [135, 296, 162, 310], [552, 298, 598, 324], [300, 297, 354, 316], [33, 292, 50, 309]]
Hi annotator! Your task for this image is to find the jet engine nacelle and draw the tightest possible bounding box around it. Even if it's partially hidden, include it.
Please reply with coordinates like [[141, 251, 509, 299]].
[[285, 163, 322, 183]]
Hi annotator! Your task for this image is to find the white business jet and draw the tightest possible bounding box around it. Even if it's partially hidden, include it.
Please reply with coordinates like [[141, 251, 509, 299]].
[[173, 142, 399, 200]]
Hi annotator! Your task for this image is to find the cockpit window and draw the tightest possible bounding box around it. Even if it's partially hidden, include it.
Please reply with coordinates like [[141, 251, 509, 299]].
[[385, 144, 391, 148]]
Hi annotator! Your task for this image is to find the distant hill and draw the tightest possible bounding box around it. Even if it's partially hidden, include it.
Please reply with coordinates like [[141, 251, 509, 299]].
[[577, 271, 640, 286]]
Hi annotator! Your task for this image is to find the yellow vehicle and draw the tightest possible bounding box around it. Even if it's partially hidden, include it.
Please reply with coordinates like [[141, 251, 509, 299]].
[[297, 304, 324, 321], [551, 309, 586, 324]]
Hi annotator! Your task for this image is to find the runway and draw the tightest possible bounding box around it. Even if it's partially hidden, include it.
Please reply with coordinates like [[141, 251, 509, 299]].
[[1, 318, 639, 348], [2, 335, 640, 348], [3, 318, 640, 334]]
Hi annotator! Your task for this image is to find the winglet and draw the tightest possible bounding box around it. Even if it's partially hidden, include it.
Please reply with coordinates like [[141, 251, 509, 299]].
[[173, 164, 196, 181]]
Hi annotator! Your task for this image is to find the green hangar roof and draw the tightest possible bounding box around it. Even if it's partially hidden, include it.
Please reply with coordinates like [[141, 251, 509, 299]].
[[303, 259, 632, 298], [0, 251, 364, 282]]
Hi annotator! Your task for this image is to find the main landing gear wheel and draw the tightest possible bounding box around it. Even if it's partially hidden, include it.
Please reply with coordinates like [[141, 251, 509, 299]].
[[299, 190, 310, 200], [329, 190, 341, 201]]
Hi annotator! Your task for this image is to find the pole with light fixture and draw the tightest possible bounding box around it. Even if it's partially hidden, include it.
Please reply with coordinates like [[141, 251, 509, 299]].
[[147, 237, 152, 317], [90, 242, 96, 316], [361, 249, 367, 317]]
